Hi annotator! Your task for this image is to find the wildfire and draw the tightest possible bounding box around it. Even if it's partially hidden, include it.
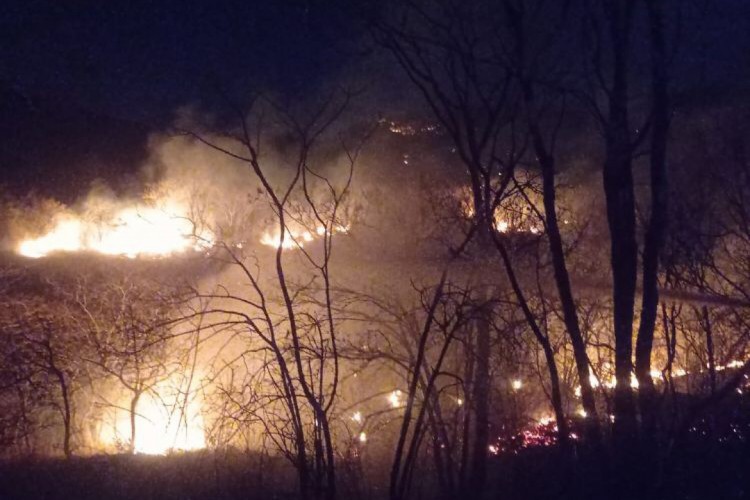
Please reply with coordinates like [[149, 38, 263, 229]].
[[259, 223, 349, 250], [457, 184, 544, 236], [18, 199, 212, 259], [98, 378, 206, 455], [574, 358, 750, 398]]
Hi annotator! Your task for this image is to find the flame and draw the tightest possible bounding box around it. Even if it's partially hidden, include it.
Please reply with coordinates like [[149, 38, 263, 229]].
[[538, 414, 555, 425], [457, 185, 543, 235], [18, 199, 212, 259], [259, 223, 349, 250], [98, 379, 206, 455]]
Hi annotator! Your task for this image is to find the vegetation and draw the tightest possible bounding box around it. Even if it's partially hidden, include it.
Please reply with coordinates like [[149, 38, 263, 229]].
[[1, 1, 750, 499]]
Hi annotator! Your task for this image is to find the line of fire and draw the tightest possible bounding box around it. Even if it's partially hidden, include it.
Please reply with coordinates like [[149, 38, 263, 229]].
[[1, 1, 749, 499]]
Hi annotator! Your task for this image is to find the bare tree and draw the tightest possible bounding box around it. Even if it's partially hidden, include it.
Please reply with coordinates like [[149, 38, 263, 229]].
[[181, 91, 366, 500], [0, 292, 85, 458], [70, 275, 177, 453]]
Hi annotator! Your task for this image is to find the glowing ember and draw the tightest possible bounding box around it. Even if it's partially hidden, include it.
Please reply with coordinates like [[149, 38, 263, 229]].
[[18, 200, 212, 259], [259, 223, 349, 250], [538, 415, 555, 425], [388, 390, 403, 408]]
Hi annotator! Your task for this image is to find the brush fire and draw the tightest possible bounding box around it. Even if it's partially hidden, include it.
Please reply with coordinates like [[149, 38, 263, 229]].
[[4, 1, 750, 498]]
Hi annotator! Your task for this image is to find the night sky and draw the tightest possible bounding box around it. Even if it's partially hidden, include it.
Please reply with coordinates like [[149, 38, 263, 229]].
[[0, 0, 369, 121], [0, 0, 374, 198], [0, 0, 748, 198]]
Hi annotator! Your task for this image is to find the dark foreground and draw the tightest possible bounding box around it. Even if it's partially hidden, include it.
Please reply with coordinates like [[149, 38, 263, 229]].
[[1, 442, 749, 500]]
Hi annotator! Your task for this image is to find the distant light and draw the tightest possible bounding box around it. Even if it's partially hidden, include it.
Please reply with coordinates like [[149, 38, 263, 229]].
[[358, 432, 367, 443], [511, 379, 523, 391], [352, 411, 362, 423], [539, 415, 555, 425], [588, 372, 600, 388], [388, 390, 403, 408]]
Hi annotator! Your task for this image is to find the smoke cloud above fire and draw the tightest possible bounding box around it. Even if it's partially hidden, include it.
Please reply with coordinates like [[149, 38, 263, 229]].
[[6, 118, 354, 259]]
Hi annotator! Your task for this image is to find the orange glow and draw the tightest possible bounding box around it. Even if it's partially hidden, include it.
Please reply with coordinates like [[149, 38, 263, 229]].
[[18, 198, 212, 259], [388, 389, 403, 408], [259, 223, 349, 250], [98, 378, 206, 455]]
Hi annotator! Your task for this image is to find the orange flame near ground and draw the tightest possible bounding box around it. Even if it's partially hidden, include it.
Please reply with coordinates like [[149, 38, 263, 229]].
[[98, 377, 206, 455], [17, 200, 213, 259], [259, 223, 349, 250]]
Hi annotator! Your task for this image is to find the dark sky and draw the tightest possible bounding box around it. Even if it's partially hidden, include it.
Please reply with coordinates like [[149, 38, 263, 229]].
[[0, 0, 748, 200], [0, 0, 366, 123], [2, 0, 749, 123]]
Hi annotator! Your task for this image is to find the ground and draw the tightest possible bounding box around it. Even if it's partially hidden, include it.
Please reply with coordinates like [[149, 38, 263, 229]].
[[2, 441, 749, 500]]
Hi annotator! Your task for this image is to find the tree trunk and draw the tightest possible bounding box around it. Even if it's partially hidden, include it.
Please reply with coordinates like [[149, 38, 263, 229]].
[[506, 0, 596, 445], [540, 340, 571, 453], [531, 108, 600, 443], [46, 342, 72, 459], [492, 235, 571, 449], [390, 274, 447, 500], [55, 369, 72, 459], [129, 391, 142, 454], [602, 0, 638, 443], [319, 410, 337, 500], [702, 306, 717, 395], [468, 299, 490, 498], [635, 0, 670, 442]]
